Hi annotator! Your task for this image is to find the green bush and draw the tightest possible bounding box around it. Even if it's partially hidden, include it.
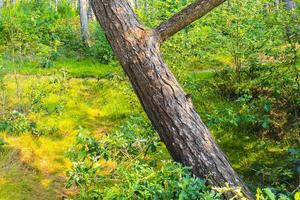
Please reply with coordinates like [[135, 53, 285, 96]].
[[213, 65, 299, 137], [66, 117, 221, 199], [0, 0, 113, 65], [87, 23, 114, 64], [0, 110, 37, 135]]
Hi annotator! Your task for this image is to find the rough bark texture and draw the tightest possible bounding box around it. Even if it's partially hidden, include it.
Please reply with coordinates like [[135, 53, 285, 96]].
[[91, 0, 253, 199], [128, 0, 134, 9], [79, 0, 89, 45], [128, 0, 139, 10]]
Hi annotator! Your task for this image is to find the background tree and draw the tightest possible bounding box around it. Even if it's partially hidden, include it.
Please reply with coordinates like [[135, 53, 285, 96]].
[[87, 0, 94, 20], [79, 0, 89, 46], [0, 0, 3, 16]]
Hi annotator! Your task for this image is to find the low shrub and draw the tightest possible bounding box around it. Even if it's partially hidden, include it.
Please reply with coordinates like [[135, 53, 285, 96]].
[[213, 65, 299, 138], [66, 117, 221, 200]]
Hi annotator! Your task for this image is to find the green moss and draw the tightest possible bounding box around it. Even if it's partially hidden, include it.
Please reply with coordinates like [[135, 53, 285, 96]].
[[0, 148, 62, 200], [0, 61, 141, 199]]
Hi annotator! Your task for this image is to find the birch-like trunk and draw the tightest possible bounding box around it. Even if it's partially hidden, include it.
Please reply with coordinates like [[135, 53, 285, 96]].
[[0, 0, 3, 17], [87, 0, 94, 20], [79, 0, 89, 46], [285, 0, 296, 11]]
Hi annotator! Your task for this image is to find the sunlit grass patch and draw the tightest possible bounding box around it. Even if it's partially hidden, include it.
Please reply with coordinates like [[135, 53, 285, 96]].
[[1, 58, 297, 198], [1, 72, 139, 174], [0, 147, 67, 200], [0, 64, 141, 199], [2, 58, 122, 78], [4, 134, 73, 174], [53, 59, 121, 78]]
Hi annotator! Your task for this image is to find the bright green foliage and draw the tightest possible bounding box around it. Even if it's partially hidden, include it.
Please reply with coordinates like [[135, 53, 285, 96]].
[[66, 117, 221, 200], [0, 110, 38, 135], [213, 65, 299, 137], [209, 0, 299, 137], [177, 70, 299, 194], [0, 0, 113, 66], [87, 23, 114, 64], [0, 0, 75, 64], [0, 0, 299, 199]]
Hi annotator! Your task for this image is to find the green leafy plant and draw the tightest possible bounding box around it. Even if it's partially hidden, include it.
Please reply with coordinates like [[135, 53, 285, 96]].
[[66, 117, 221, 199]]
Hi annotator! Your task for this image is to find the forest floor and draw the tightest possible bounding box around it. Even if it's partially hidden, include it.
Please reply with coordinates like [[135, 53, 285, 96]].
[[0, 60, 140, 199], [0, 59, 295, 199]]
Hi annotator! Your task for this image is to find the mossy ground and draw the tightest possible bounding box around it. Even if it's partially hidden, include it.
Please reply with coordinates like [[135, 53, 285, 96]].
[[0, 59, 297, 199], [0, 60, 141, 199]]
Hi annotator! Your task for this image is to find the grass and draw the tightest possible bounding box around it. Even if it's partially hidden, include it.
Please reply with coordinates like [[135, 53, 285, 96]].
[[2, 58, 122, 78], [0, 148, 68, 200], [0, 61, 141, 199], [0, 58, 298, 198], [178, 69, 298, 191]]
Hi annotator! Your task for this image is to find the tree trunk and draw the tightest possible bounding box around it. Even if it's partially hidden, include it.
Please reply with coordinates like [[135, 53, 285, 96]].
[[91, 0, 253, 198], [0, 0, 3, 17], [285, 0, 296, 11], [128, 0, 134, 9], [79, 0, 89, 46], [134, 0, 139, 9], [144, 0, 148, 15], [88, 0, 94, 20], [55, 0, 59, 11]]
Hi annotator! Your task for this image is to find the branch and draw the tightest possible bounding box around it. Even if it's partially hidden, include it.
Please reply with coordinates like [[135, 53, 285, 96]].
[[155, 0, 226, 42]]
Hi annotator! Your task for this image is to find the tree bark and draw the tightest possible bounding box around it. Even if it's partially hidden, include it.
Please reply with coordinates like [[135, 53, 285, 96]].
[[128, 0, 138, 10], [155, 0, 226, 42], [79, 0, 90, 46], [128, 0, 134, 9], [91, 0, 253, 198]]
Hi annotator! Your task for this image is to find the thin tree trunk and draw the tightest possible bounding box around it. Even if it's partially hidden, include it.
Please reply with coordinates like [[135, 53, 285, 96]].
[[134, 0, 139, 9], [73, 0, 77, 10], [79, 0, 89, 46], [285, 0, 296, 11], [55, 0, 59, 11], [91, 0, 253, 198], [144, 0, 148, 15], [88, 0, 94, 20], [0, 0, 3, 17], [275, 0, 280, 8]]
